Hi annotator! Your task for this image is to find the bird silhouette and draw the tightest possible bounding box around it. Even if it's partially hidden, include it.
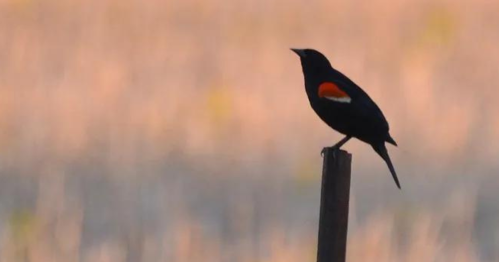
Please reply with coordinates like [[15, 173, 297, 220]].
[[292, 48, 401, 189]]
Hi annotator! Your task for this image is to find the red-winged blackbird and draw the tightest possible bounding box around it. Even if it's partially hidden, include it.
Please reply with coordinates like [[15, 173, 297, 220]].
[[292, 48, 401, 189]]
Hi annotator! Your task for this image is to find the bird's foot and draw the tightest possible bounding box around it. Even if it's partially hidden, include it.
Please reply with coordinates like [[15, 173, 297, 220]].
[[320, 146, 341, 157], [320, 147, 327, 156], [321, 136, 351, 157]]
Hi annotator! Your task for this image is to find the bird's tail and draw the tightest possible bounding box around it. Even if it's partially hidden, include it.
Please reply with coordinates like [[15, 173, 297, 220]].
[[386, 133, 397, 146], [372, 143, 401, 189]]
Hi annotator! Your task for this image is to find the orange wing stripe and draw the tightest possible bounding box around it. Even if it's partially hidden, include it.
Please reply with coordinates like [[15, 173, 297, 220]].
[[318, 82, 349, 98]]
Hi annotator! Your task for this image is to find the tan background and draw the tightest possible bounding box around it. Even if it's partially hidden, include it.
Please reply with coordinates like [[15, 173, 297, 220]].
[[0, 0, 498, 261]]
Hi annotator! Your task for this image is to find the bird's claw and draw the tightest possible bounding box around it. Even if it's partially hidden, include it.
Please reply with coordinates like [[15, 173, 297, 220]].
[[321, 147, 327, 156], [321, 146, 340, 157]]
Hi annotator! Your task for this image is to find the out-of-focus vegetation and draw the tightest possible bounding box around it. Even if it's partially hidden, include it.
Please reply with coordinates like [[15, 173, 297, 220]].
[[0, 0, 498, 261]]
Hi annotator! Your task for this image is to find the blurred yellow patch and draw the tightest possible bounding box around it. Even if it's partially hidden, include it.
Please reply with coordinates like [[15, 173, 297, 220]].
[[7, 0, 35, 12], [294, 158, 320, 188], [9, 210, 37, 244], [421, 7, 457, 46], [205, 85, 232, 125]]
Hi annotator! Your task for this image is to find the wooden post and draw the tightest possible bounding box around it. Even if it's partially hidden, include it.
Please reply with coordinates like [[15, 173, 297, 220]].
[[317, 148, 352, 262]]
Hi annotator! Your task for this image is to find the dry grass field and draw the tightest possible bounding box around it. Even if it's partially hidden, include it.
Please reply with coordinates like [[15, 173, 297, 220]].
[[0, 0, 498, 261]]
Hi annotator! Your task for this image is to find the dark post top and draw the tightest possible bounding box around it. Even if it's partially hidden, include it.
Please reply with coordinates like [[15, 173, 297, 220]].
[[317, 148, 352, 262]]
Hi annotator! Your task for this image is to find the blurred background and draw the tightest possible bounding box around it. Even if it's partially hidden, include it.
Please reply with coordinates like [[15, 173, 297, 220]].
[[0, 0, 498, 261]]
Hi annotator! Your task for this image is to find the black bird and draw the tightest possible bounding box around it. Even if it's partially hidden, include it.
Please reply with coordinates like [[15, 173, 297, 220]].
[[291, 48, 401, 189]]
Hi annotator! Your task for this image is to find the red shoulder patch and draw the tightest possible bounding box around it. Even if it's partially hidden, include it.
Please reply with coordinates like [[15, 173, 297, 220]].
[[318, 82, 349, 98]]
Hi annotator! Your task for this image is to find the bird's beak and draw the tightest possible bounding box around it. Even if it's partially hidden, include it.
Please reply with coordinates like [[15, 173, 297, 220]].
[[291, 48, 306, 58]]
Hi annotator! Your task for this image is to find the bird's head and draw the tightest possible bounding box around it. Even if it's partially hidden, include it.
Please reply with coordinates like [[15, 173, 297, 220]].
[[291, 48, 353, 102], [291, 48, 333, 80]]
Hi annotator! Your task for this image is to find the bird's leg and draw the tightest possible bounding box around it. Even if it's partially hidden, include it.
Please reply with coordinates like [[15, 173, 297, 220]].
[[332, 135, 352, 149], [321, 136, 352, 156]]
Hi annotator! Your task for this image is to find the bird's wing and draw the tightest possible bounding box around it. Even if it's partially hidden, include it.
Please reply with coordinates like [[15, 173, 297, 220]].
[[333, 79, 390, 135]]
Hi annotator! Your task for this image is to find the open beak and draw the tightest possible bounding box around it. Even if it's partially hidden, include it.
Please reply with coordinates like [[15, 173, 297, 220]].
[[291, 48, 306, 58]]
